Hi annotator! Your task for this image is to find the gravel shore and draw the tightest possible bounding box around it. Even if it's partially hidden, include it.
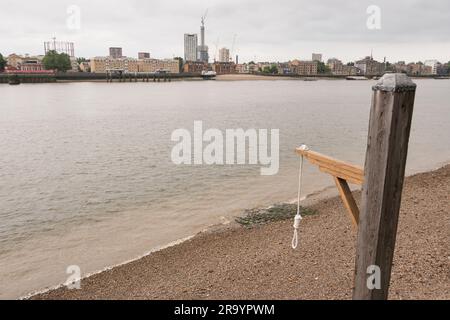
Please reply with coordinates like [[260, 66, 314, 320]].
[[32, 165, 449, 300]]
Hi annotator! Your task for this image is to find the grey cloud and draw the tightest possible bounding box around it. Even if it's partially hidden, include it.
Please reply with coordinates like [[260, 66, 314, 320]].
[[0, 0, 449, 62]]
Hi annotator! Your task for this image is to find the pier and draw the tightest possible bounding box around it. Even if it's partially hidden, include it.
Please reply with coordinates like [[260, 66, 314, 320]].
[[0, 72, 56, 84]]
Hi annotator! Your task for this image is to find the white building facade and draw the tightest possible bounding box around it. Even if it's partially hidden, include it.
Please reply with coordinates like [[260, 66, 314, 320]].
[[219, 48, 230, 62], [184, 34, 198, 62]]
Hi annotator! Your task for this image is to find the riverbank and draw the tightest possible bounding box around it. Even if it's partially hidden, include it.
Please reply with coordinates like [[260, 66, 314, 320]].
[[2, 73, 445, 84], [30, 165, 449, 300], [216, 74, 295, 81]]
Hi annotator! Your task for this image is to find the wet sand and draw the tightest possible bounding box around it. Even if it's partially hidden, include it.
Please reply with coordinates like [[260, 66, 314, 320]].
[[31, 165, 449, 300], [216, 74, 294, 81]]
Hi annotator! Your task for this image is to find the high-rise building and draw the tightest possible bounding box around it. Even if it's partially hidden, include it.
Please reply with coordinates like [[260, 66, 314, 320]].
[[184, 34, 198, 62], [109, 47, 123, 59], [197, 16, 209, 63], [218, 48, 230, 63], [138, 52, 150, 59], [312, 53, 322, 62]]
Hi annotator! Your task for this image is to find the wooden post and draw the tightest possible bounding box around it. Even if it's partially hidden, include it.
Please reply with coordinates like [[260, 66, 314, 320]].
[[353, 73, 416, 300]]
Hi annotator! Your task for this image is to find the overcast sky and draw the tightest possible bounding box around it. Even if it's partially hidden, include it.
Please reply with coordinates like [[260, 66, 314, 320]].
[[1, 0, 449, 63]]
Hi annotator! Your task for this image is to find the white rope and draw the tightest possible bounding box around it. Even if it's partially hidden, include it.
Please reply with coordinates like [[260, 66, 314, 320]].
[[292, 144, 308, 249]]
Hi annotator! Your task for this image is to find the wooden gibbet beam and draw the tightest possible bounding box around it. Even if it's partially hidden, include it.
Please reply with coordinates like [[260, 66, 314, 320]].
[[334, 177, 360, 227], [296, 149, 364, 185], [353, 73, 416, 300], [296, 148, 363, 226]]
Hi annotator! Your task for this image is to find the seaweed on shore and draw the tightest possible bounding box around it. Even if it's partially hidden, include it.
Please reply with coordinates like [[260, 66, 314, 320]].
[[235, 203, 316, 228]]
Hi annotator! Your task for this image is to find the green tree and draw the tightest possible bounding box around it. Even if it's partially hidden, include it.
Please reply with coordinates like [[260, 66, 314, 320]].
[[42, 50, 72, 72], [262, 64, 278, 74], [385, 61, 395, 72], [0, 53, 6, 72], [317, 61, 331, 74]]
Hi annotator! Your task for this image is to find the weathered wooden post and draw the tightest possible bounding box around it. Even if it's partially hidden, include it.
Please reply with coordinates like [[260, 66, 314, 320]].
[[353, 73, 417, 300]]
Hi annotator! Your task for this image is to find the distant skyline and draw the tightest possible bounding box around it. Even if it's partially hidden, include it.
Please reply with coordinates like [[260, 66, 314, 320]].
[[1, 0, 449, 63]]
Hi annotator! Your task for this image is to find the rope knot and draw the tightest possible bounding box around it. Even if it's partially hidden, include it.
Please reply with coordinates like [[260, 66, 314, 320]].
[[292, 147, 307, 250], [293, 214, 302, 229]]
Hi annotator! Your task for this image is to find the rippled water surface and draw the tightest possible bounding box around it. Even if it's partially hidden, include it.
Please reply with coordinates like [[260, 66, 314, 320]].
[[0, 79, 449, 298]]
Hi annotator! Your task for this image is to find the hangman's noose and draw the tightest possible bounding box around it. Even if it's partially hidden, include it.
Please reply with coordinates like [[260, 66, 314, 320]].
[[292, 145, 309, 249]]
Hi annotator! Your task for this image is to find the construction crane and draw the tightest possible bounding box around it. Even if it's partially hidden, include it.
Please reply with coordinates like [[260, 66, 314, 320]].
[[213, 36, 220, 62], [230, 34, 237, 63], [201, 9, 208, 26], [200, 8, 209, 49]]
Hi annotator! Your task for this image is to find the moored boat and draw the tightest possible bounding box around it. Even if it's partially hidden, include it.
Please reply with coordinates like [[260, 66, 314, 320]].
[[8, 75, 21, 85], [201, 70, 217, 80], [346, 76, 369, 80]]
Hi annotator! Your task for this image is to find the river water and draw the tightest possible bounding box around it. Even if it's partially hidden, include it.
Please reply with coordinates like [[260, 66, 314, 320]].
[[0, 79, 449, 298]]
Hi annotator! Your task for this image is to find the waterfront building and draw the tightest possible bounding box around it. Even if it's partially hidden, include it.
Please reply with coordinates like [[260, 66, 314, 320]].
[[355, 56, 385, 75], [91, 56, 129, 72], [327, 58, 342, 70], [436, 62, 448, 75], [235, 63, 248, 74], [218, 48, 230, 63], [212, 62, 236, 74], [289, 60, 318, 75], [424, 60, 439, 75], [7, 54, 44, 72], [277, 62, 291, 75], [341, 65, 359, 76], [183, 61, 208, 73], [6, 54, 24, 69], [184, 34, 198, 62], [247, 62, 258, 73], [393, 61, 408, 73], [109, 47, 123, 59], [20, 57, 44, 72], [327, 58, 358, 75], [147, 58, 180, 74], [90, 56, 179, 74], [407, 63, 432, 75]]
